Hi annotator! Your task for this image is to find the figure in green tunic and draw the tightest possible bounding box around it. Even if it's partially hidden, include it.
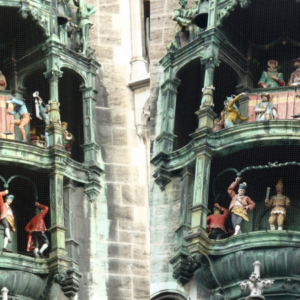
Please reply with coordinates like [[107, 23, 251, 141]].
[[72, 0, 97, 56], [258, 60, 285, 88]]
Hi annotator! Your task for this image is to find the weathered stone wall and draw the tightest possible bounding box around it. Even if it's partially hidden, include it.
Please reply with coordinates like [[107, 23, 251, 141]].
[[72, 1, 150, 300]]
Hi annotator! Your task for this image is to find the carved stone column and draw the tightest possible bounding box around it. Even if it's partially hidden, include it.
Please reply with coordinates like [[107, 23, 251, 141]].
[[44, 69, 64, 148], [156, 78, 181, 153], [129, 0, 148, 82], [80, 86, 102, 167], [170, 166, 195, 284], [196, 29, 225, 128], [49, 166, 68, 258], [191, 148, 212, 233], [207, 0, 218, 29], [63, 179, 79, 265], [50, 0, 59, 38]]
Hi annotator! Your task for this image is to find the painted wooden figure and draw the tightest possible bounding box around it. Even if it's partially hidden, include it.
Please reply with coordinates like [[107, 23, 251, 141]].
[[228, 177, 255, 235], [265, 179, 290, 230]]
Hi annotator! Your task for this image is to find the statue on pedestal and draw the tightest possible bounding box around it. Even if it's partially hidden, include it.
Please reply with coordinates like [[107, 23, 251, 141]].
[[167, 0, 200, 51], [265, 179, 290, 230], [224, 93, 250, 128], [25, 202, 49, 258], [0, 191, 15, 253], [258, 60, 285, 88], [254, 93, 278, 121], [72, 0, 97, 56], [206, 203, 229, 240], [228, 177, 255, 235]]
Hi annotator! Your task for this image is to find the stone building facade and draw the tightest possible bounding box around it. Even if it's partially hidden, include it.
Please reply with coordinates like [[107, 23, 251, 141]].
[[0, 1, 149, 300]]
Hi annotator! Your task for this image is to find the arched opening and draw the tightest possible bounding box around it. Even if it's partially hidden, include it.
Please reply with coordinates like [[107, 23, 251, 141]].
[[0, 7, 46, 90], [209, 145, 300, 235], [0, 163, 50, 257], [221, 1, 300, 87], [59, 68, 84, 162], [173, 59, 204, 150]]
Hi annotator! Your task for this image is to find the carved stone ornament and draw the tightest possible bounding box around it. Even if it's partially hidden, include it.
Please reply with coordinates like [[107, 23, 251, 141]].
[[240, 261, 274, 300], [18, 3, 50, 36]]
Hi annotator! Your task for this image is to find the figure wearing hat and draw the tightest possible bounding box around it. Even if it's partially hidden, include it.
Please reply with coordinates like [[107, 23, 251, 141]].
[[25, 202, 49, 258], [258, 60, 285, 88], [62, 122, 74, 155], [265, 179, 290, 230], [288, 58, 300, 87], [0, 191, 16, 252], [254, 93, 278, 121], [228, 177, 255, 236], [224, 92, 250, 128], [206, 203, 229, 240]]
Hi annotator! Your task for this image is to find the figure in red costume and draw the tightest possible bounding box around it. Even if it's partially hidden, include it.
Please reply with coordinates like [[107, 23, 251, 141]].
[[206, 203, 229, 240], [0, 190, 15, 252], [25, 202, 49, 258]]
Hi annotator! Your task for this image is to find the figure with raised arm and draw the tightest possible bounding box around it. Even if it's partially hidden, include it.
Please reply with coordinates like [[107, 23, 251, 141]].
[[0, 191, 15, 252], [25, 202, 49, 258], [206, 203, 229, 240], [228, 177, 255, 235], [265, 179, 290, 230], [224, 93, 250, 128], [33, 92, 50, 147], [72, 0, 97, 56]]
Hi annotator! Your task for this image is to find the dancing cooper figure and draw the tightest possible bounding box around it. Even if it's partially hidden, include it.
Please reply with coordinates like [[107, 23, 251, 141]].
[[228, 177, 255, 235], [0, 191, 15, 252], [25, 202, 49, 258]]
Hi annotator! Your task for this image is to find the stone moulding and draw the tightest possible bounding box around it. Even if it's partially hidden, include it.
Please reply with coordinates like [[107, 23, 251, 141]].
[[185, 230, 300, 256], [151, 120, 300, 189], [182, 231, 300, 298], [0, 140, 104, 202]]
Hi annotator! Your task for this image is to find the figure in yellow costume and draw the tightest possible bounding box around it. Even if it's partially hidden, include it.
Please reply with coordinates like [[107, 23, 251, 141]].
[[265, 179, 290, 231], [224, 92, 249, 128]]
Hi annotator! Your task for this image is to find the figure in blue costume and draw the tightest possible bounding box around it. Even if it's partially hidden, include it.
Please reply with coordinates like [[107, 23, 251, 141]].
[[4, 97, 30, 142], [72, 0, 97, 56], [254, 93, 278, 121], [33, 92, 50, 147], [258, 60, 285, 88]]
